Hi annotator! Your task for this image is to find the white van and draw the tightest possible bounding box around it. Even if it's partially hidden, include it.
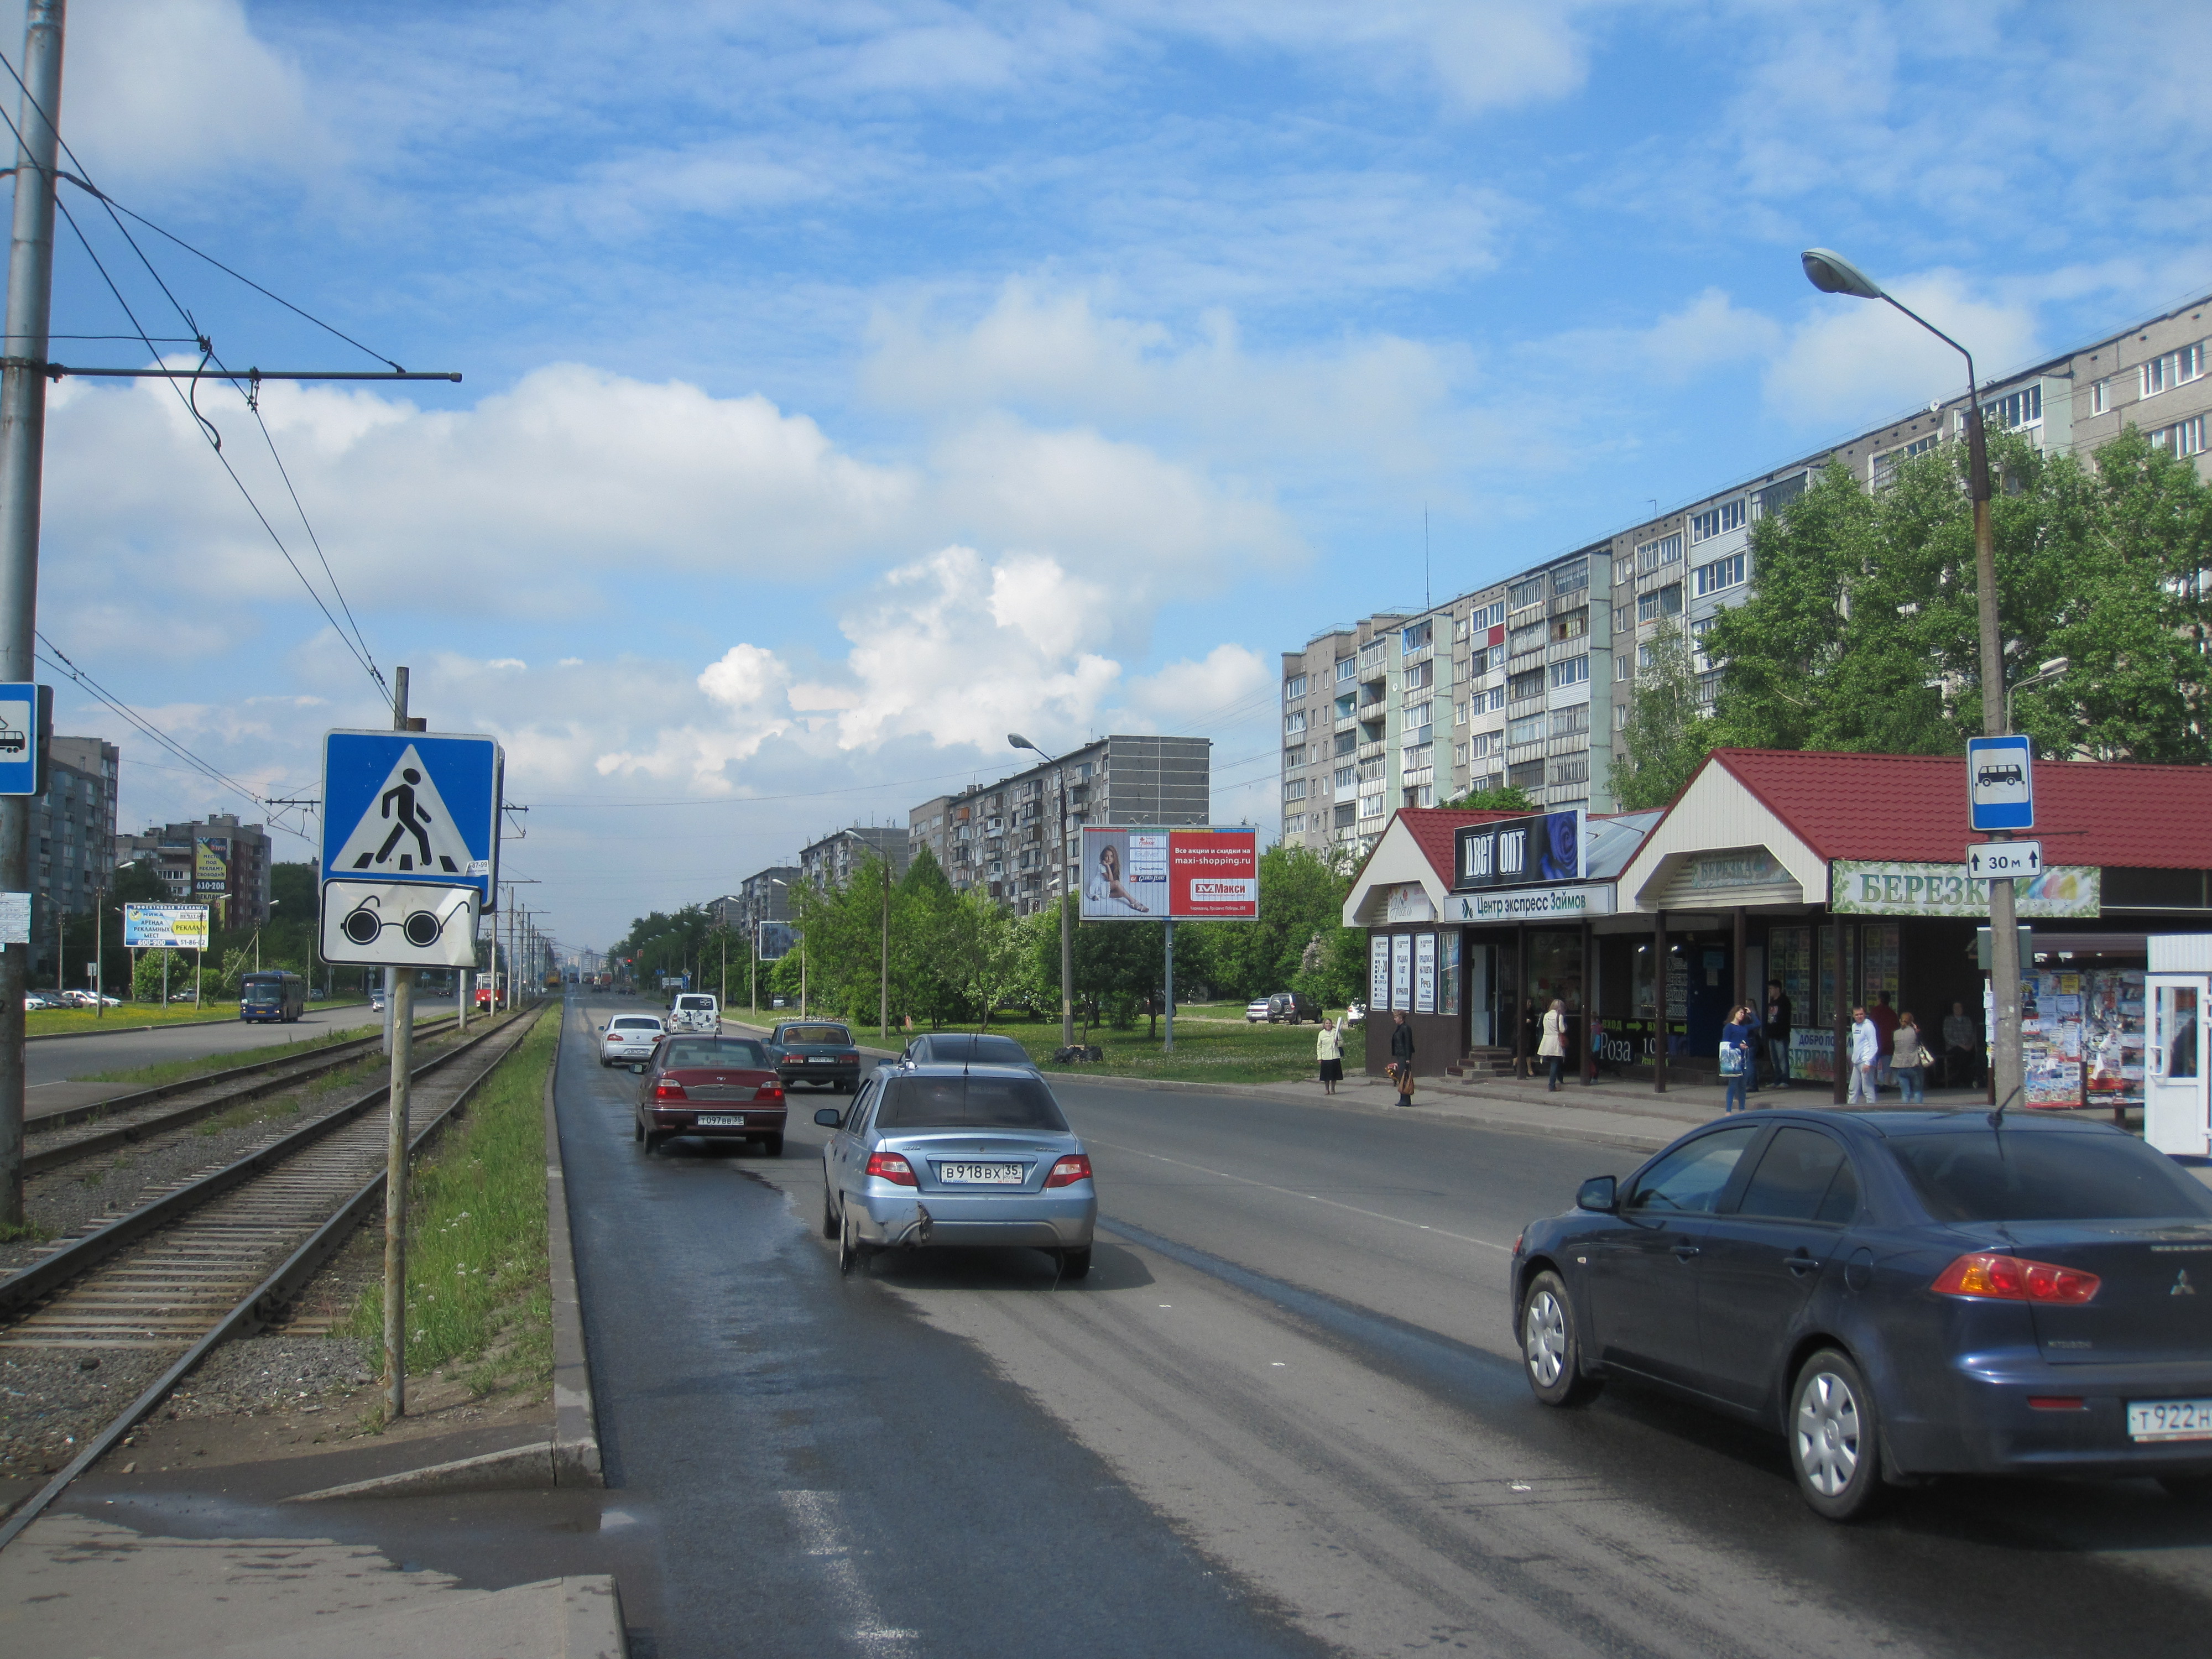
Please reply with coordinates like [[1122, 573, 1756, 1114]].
[[668, 992, 720, 1032]]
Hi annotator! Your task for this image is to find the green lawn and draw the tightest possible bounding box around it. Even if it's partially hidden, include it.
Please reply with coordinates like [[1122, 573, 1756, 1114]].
[[993, 1016, 1342, 1086], [28, 997, 371, 1039]]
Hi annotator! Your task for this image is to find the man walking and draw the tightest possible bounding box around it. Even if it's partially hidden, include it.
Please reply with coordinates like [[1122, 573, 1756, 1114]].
[[1848, 1005, 1880, 1104], [1763, 977, 1792, 1091]]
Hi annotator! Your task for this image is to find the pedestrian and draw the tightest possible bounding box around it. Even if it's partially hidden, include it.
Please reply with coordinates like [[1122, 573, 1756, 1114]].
[[1538, 998, 1568, 1092], [1316, 1016, 1344, 1096], [1942, 999, 1982, 1089], [1868, 990, 1899, 1089], [1848, 1004, 1880, 1104], [1892, 1010, 1928, 1103], [1720, 1003, 1757, 1113], [1389, 1010, 1416, 1105], [1763, 977, 1793, 1090]]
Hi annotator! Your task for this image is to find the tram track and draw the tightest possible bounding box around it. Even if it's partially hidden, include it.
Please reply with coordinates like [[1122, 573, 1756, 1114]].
[[21, 1015, 462, 1177], [0, 1002, 550, 1548]]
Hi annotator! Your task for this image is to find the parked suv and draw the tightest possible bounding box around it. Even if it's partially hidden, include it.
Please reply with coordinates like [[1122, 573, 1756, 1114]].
[[1264, 990, 1318, 1024]]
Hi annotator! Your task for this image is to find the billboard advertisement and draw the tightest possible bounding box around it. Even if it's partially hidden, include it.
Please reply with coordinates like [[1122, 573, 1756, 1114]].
[[194, 835, 231, 926], [1078, 826, 1259, 922], [123, 903, 210, 950], [1452, 810, 1585, 891]]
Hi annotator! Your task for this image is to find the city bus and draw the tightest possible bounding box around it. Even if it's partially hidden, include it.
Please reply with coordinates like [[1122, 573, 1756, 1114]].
[[239, 970, 306, 1024]]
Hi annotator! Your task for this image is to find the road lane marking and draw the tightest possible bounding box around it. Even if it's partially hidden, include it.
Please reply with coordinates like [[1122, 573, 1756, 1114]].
[[1083, 1137, 1511, 1254], [777, 1489, 920, 1656]]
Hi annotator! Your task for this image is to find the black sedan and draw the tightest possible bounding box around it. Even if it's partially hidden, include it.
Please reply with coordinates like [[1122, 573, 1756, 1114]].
[[1511, 1109, 2212, 1520], [770, 1020, 863, 1092]]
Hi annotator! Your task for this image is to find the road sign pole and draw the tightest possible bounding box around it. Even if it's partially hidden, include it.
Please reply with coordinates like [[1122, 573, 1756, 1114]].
[[1164, 919, 1175, 1054], [383, 666, 413, 1420], [0, 2, 62, 1231]]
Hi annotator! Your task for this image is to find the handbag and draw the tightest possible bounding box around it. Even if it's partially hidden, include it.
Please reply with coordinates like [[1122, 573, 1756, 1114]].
[[1718, 1041, 1746, 1077], [1916, 1045, 1937, 1070]]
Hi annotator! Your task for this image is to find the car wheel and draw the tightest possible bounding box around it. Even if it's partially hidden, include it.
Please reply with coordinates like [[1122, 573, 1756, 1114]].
[[1059, 1246, 1093, 1281], [2158, 1474, 2212, 1502], [643, 1131, 666, 1155], [1520, 1270, 1601, 1407], [761, 1134, 784, 1158], [1788, 1348, 1887, 1521], [632, 1118, 644, 1143], [822, 1185, 840, 1240], [838, 1206, 870, 1276]]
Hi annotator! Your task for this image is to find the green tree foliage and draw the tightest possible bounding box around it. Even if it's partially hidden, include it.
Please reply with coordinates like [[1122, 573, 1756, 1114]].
[[1434, 783, 1540, 812], [1614, 619, 1717, 808], [1705, 429, 2212, 762], [130, 947, 185, 1002], [1179, 842, 1355, 1005], [609, 904, 716, 987]]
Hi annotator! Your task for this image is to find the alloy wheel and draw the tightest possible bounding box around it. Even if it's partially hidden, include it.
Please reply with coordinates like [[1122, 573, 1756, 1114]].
[[1524, 1290, 1569, 1388]]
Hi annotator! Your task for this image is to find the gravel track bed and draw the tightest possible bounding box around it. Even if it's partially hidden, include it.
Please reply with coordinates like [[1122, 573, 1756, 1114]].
[[0, 1347, 171, 1480]]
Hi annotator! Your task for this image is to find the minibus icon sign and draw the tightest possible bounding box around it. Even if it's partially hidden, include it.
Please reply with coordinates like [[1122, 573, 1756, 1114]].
[[1966, 735, 2034, 831]]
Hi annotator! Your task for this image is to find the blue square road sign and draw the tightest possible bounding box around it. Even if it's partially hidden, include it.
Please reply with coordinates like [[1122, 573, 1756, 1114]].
[[1966, 734, 2034, 832], [321, 729, 504, 908], [0, 682, 53, 797]]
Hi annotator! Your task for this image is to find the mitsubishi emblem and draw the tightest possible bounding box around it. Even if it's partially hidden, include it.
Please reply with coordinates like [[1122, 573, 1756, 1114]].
[[2176, 1270, 2198, 1297]]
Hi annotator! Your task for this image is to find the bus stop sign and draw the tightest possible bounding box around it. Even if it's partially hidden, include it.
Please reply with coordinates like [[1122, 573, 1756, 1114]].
[[1967, 734, 2034, 832]]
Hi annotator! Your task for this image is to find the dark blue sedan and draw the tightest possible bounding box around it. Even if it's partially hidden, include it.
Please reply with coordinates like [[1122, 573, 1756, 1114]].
[[1511, 1110, 2212, 1520]]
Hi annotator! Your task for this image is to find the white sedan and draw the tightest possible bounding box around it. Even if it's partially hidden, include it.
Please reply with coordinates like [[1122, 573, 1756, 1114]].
[[1244, 998, 1272, 1023], [602, 1014, 665, 1067]]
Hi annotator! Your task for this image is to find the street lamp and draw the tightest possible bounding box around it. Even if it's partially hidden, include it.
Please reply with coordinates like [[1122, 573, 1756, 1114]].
[[2006, 655, 2069, 732], [1802, 247, 2023, 1115], [1010, 733, 1076, 1049]]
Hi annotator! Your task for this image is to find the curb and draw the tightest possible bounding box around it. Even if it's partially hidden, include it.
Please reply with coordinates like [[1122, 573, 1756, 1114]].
[[547, 1003, 604, 1488], [284, 1439, 554, 1501], [565, 1575, 629, 1659]]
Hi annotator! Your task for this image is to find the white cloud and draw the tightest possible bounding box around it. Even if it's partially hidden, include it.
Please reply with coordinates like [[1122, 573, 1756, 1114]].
[[1764, 271, 2041, 428], [1124, 643, 1271, 726]]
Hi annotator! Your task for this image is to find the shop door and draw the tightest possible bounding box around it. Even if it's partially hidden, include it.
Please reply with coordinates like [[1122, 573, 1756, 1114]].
[[2146, 975, 2208, 1156]]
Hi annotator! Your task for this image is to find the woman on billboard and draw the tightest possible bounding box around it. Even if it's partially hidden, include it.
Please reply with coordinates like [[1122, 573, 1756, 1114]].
[[1086, 838, 1152, 916]]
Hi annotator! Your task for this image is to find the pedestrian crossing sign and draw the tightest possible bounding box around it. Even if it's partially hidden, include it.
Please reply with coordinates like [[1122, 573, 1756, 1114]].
[[321, 729, 504, 908]]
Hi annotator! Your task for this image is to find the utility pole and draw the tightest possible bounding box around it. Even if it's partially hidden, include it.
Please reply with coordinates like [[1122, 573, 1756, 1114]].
[[0, 0, 60, 1230], [383, 666, 416, 1421], [879, 859, 890, 1040]]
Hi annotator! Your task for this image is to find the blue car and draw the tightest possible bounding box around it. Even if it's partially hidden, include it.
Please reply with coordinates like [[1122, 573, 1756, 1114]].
[[1512, 1110, 2212, 1519]]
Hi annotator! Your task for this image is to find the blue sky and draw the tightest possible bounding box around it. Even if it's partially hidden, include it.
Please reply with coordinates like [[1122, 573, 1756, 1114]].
[[23, 0, 2212, 950]]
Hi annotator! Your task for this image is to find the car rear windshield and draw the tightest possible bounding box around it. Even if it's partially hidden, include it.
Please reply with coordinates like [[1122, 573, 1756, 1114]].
[[925, 1035, 1031, 1065], [676, 996, 714, 1010], [663, 1039, 766, 1068], [781, 1025, 851, 1045], [1892, 1131, 2212, 1223], [874, 1076, 1068, 1133], [611, 1018, 660, 1031]]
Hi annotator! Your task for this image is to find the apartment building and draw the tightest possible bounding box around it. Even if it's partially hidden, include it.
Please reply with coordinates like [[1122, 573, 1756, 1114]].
[[797, 826, 910, 891], [925, 735, 1212, 916], [906, 794, 956, 878], [112, 810, 272, 928], [36, 735, 118, 926], [710, 865, 800, 958], [1282, 286, 2212, 849]]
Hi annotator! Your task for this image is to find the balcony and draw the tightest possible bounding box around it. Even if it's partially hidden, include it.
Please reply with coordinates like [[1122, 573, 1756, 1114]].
[[1356, 740, 1387, 762], [1400, 643, 1432, 667], [1402, 766, 1435, 789], [1334, 713, 1358, 733]]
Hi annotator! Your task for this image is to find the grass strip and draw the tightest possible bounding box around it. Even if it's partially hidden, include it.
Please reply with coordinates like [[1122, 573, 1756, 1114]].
[[991, 1018, 1339, 1085], [28, 999, 370, 1037], [343, 1013, 556, 1401], [84, 1022, 386, 1086]]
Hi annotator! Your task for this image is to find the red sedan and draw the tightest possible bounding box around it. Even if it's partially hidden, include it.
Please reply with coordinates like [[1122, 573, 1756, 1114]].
[[632, 1035, 787, 1156]]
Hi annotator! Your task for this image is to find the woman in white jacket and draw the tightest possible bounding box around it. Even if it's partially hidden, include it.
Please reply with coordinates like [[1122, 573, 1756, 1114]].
[[1538, 998, 1568, 1092]]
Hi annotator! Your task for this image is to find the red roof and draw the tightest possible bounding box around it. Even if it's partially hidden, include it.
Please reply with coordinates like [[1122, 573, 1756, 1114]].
[[1703, 749, 2212, 869]]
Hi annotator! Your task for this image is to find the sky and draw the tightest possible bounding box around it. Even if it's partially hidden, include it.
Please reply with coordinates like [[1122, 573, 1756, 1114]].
[[15, 0, 2212, 953]]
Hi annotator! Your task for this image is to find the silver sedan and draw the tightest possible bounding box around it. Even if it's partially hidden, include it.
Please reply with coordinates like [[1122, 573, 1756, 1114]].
[[815, 1063, 1097, 1279]]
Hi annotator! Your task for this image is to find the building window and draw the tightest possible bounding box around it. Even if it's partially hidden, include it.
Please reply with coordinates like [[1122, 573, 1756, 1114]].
[[1284, 711, 1306, 735], [1284, 779, 1306, 800], [1551, 607, 1588, 641], [1507, 575, 1547, 612], [1507, 759, 1546, 790], [1334, 693, 1356, 720], [1336, 657, 1357, 682], [1507, 667, 1546, 702], [1870, 434, 1938, 488], [1471, 731, 1498, 759], [1454, 700, 1469, 726], [2091, 378, 2111, 415], [1284, 744, 1306, 768], [1404, 660, 1433, 691], [1284, 813, 1306, 836], [1636, 583, 1683, 623], [1401, 619, 1433, 653], [1487, 685, 1507, 712], [1614, 702, 1631, 731], [1508, 713, 1545, 746], [1334, 765, 1355, 789], [1334, 804, 1356, 828], [1358, 793, 1386, 820], [1404, 700, 1433, 731], [1981, 384, 2042, 431], [1507, 619, 1546, 657], [1551, 560, 1589, 596], [1615, 653, 1633, 682], [1752, 473, 1807, 519], [2150, 415, 2207, 457], [1548, 654, 1589, 689], [2141, 343, 2205, 399], [1283, 674, 1307, 701], [1401, 743, 1433, 772], [1635, 532, 1683, 571], [1469, 599, 1504, 630], [1548, 755, 1590, 786], [1335, 729, 1358, 755], [1689, 499, 1745, 542], [1696, 669, 1724, 705], [1550, 704, 1589, 738], [1453, 741, 1469, 766], [1694, 552, 1746, 596]]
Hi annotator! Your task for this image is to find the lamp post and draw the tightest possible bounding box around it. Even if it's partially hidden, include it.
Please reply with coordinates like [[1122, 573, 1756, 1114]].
[[1009, 733, 1075, 1050], [1801, 247, 2022, 1114]]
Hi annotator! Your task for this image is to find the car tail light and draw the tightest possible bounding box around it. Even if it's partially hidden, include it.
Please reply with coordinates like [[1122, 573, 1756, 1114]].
[[1931, 1252, 2101, 1304], [754, 1084, 783, 1102], [654, 1079, 688, 1101], [1044, 1154, 1092, 1188], [2028, 1396, 2088, 1411], [866, 1151, 916, 1187], [842, 1052, 858, 1063]]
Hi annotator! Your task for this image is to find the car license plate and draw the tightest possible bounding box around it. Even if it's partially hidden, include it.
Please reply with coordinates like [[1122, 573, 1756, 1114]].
[[938, 1162, 1024, 1185], [2128, 1399, 2212, 1441], [695, 1115, 745, 1128]]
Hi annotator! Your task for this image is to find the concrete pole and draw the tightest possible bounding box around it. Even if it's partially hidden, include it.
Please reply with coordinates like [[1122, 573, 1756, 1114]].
[[382, 667, 413, 1420], [879, 863, 889, 1039], [0, 1, 62, 1229], [1163, 919, 1175, 1053], [1965, 397, 2025, 1116]]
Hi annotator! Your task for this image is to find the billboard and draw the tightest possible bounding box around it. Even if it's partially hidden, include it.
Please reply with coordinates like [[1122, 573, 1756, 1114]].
[[1451, 810, 1585, 891], [1078, 826, 1259, 922], [123, 903, 210, 950], [194, 835, 231, 926]]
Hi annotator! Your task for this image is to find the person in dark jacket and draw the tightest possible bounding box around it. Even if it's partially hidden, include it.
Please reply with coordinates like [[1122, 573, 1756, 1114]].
[[1389, 1011, 1416, 1105], [1762, 978, 1792, 1091]]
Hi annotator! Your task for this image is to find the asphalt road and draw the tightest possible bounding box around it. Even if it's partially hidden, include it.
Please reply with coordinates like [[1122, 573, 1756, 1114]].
[[27, 994, 460, 1089], [565, 997, 2212, 1657]]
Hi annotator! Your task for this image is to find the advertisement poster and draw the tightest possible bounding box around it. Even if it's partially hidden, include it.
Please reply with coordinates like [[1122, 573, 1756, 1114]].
[[1829, 860, 2100, 918], [194, 836, 229, 927], [2083, 969, 2146, 1105], [1414, 933, 1437, 1014], [1439, 933, 1462, 1017], [1369, 935, 1390, 1010], [1391, 934, 1412, 1010], [122, 903, 210, 950], [1078, 827, 1258, 921], [1452, 810, 1585, 891], [2022, 970, 2085, 1107]]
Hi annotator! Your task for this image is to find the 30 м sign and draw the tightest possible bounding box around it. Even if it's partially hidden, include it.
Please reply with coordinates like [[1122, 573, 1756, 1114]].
[[1078, 826, 1259, 921]]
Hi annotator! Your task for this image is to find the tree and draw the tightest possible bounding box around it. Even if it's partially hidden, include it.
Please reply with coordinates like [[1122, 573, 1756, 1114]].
[[1435, 783, 1540, 812], [1614, 619, 1717, 808], [1180, 842, 1352, 1005], [1704, 429, 2212, 763]]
